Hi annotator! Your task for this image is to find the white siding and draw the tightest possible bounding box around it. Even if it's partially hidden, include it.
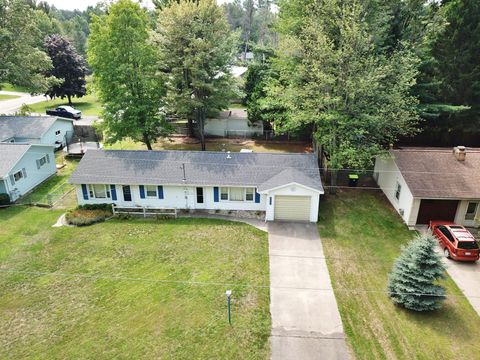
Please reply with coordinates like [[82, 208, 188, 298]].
[[5, 145, 56, 201], [374, 156, 415, 226]]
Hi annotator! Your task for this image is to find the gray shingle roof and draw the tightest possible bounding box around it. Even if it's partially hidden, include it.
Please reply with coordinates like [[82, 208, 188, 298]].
[[0, 116, 70, 141], [0, 143, 30, 176], [69, 149, 324, 192], [391, 148, 480, 199]]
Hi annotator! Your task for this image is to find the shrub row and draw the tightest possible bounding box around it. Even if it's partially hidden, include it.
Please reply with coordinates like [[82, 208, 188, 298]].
[[66, 203, 113, 226]]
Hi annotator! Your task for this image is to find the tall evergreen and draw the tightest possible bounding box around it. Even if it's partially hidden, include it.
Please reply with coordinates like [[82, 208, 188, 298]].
[[388, 233, 446, 312]]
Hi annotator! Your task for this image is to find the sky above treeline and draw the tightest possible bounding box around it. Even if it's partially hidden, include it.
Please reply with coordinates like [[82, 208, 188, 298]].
[[45, 0, 230, 11]]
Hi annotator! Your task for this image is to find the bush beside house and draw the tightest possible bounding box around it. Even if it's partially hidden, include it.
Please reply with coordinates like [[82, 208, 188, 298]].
[[0, 193, 10, 205], [66, 204, 112, 226]]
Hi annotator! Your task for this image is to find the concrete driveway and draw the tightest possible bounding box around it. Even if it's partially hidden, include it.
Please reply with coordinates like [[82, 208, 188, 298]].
[[0, 91, 46, 114], [441, 252, 480, 316], [268, 222, 350, 360]]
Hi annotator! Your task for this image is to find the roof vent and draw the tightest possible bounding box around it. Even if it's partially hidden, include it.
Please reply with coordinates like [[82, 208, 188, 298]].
[[453, 146, 466, 161], [226, 151, 232, 159]]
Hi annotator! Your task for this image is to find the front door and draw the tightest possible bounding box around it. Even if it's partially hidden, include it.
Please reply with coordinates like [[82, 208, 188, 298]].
[[464, 201, 479, 227], [196, 187, 204, 205], [122, 185, 132, 202]]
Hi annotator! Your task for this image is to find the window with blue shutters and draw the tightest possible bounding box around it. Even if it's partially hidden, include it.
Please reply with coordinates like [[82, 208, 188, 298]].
[[139, 185, 145, 199], [213, 187, 219, 202]]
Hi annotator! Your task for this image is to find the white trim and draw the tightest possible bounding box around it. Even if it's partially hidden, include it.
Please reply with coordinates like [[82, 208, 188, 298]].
[[258, 182, 324, 195]]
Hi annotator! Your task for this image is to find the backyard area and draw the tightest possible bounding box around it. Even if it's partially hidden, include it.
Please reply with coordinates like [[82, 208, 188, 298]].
[[0, 208, 271, 359], [318, 190, 480, 359], [107, 137, 312, 153]]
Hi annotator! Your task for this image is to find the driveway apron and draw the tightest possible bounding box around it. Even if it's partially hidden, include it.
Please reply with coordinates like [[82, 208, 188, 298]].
[[268, 222, 350, 359]]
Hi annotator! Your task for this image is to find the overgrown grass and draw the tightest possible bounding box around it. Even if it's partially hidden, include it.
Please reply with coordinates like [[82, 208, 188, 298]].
[[319, 190, 480, 360], [29, 93, 102, 116], [0, 94, 20, 101], [0, 208, 270, 359], [107, 137, 311, 153]]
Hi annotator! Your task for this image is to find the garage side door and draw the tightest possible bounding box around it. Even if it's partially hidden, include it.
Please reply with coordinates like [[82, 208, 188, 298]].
[[416, 199, 459, 224], [274, 195, 311, 222]]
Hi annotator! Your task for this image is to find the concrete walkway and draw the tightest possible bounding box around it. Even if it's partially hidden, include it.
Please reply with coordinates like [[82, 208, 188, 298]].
[[268, 222, 350, 359]]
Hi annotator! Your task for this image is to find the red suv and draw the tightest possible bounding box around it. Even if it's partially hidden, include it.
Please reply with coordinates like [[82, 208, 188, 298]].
[[430, 221, 480, 262]]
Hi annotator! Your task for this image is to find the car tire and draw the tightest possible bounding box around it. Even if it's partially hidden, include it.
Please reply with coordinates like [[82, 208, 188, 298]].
[[444, 248, 451, 259]]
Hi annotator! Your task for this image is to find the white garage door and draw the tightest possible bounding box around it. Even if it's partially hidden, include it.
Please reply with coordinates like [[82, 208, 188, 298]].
[[274, 195, 311, 222]]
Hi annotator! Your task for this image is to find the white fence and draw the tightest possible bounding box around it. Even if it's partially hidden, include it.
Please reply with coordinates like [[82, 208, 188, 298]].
[[112, 205, 177, 218]]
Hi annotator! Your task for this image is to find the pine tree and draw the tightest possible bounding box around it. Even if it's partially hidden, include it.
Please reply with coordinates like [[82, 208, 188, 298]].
[[388, 233, 446, 312]]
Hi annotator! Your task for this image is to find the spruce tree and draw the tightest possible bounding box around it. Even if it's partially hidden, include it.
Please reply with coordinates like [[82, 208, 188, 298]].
[[388, 233, 446, 312]]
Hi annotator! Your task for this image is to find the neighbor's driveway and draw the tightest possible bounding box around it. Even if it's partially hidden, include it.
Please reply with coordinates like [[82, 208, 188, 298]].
[[0, 91, 46, 114], [268, 222, 350, 360], [441, 251, 480, 316]]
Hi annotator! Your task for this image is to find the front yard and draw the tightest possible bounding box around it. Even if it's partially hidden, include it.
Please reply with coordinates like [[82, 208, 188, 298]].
[[0, 208, 270, 359], [319, 190, 480, 359]]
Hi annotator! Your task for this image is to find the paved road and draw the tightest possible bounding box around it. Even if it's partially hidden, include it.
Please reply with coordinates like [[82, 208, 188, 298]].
[[440, 247, 480, 316], [0, 90, 46, 114], [268, 222, 350, 360]]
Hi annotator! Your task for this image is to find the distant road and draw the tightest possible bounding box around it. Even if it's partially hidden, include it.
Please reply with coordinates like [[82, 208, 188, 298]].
[[0, 90, 47, 114]]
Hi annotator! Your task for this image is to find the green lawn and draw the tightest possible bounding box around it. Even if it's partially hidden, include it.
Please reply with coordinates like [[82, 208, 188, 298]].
[[0, 94, 20, 101], [319, 190, 480, 360], [107, 137, 311, 153], [29, 93, 102, 116], [0, 83, 31, 93], [0, 208, 270, 359]]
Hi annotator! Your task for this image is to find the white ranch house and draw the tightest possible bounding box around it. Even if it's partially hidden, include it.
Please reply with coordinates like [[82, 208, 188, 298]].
[[69, 150, 324, 222], [374, 146, 480, 228]]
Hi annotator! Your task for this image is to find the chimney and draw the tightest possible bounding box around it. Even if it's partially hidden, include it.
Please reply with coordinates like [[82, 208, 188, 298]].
[[453, 146, 466, 161]]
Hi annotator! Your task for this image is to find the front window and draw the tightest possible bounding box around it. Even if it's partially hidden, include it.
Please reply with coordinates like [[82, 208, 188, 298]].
[[220, 187, 229, 200], [394, 182, 401, 201], [230, 187, 244, 201], [38, 156, 47, 167], [146, 185, 157, 198], [55, 130, 61, 136], [88, 184, 110, 199], [13, 170, 23, 182], [245, 188, 254, 201]]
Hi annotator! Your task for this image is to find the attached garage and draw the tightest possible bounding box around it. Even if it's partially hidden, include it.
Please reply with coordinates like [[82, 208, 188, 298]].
[[416, 199, 459, 224], [274, 195, 311, 222]]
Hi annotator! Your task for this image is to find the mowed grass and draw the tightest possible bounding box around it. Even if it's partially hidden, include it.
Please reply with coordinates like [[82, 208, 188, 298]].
[[318, 190, 480, 360], [29, 93, 102, 116], [0, 94, 20, 101], [107, 137, 311, 153], [0, 83, 31, 93], [0, 208, 270, 359]]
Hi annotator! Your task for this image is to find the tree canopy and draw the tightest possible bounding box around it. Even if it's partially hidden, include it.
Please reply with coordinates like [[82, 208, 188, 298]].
[[154, 0, 238, 150], [44, 34, 87, 104], [88, 0, 170, 150]]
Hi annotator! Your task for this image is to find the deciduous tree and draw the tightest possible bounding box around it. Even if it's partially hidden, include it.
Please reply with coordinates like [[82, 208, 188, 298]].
[[88, 0, 170, 150], [44, 34, 87, 105]]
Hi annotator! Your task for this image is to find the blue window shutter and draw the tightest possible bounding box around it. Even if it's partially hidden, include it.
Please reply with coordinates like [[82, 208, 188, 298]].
[[110, 185, 117, 201], [255, 189, 260, 203], [139, 185, 145, 199], [269, 197, 272, 205], [158, 186, 164, 199], [81, 184, 89, 200], [213, 187, 219, 202]]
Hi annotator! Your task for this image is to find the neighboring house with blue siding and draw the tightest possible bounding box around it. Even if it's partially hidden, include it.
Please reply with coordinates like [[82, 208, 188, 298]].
[[0, 116, 74, 148], [69, 150, 324, 222], [0, 143, 56, 201]]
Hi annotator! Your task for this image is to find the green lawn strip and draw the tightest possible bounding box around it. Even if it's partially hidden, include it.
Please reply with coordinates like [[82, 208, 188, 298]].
[[106, 137, 311, 153], [318, 190, 480, 360], [0, 83, 31, 93], [0, 212, 270, 359], [0, 94, 20, 101], [28, 93, 102, 116]]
